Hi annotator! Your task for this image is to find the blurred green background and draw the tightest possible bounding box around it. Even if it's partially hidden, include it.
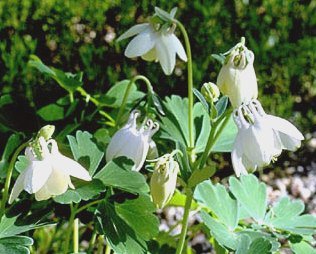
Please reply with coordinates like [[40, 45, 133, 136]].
[[0, 0, 315, 160]]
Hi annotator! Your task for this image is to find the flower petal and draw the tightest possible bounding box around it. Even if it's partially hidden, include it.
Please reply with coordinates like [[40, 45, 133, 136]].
[[117, 23, 150, 42], [141, 47, 157, 62], [124, 28, 156, 58], [35, 185, 52, 201], [44, 169, 70, 196], [156, 34, 176, 75], [53, 153, 92, 181], [24, 160, 53, 194], [266, 115, 304, 141], [8, 169, 28, 204], [171, 34, 187, 61], [231, 134, 248, 177]]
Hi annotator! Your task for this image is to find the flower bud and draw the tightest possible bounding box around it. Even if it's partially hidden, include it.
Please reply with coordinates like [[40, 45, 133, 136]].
[[38, 125, 55, 140], [201, 82, 220, 103], [150, 154, 179, 208], [217, 38, 258, 108], [106, 111, 159, 171]]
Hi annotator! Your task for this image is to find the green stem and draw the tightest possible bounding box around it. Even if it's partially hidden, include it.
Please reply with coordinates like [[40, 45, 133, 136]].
[[115, 75, 153, 127], [105, 244, 111, 254], [73, 218, 79, 253], [63, 204, 77, 254], [175, 20, 194, 150], [0, 142, 28, 217], [199, 110, 232, 170], [76, 87, 100, 106], [88, 230, 97, 253], [76, 199, 102, 214], [175, 188, 194, 254]]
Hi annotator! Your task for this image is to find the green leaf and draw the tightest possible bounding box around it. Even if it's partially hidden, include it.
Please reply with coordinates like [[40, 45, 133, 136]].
[[212, 115, 238, 152], [15, 155, 29, 173], [98, 80, 145, 108], [200, 210, 238, 250], [215, 96, 228, 118], [290, 241, 316, 254], [28, 55, 82, 92], [67, 130, 104, 175], [195, 180, 238, 230], [0, 215, 50, 239], [94, 157, 149, 194], [95, 195, 159, 254], [194, 102, 212, 153], [247, 238, 272, 254], [0, 236, 33, 245], [229, 174, 267, 223], [37, 104, 64, 121], [53, 179, 105, 204], [0, 244, 30, 254], [193, 88, 209, 113], [167, 190, 198, 209], [0, 133, 22, 178], [264, 197, 316, 235], [150, 92, 165, 116], [188, 166, 215, 188]]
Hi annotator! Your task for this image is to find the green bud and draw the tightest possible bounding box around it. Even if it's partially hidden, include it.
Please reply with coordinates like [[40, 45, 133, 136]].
[[38, 125, 55, 140], [150, 154, 179, 209], [201, 82, 220, 103]]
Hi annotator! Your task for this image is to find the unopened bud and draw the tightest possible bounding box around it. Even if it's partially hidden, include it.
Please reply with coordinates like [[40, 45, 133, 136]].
[[150, 154, 179, 208], [38, 125, 55, 140], [201, 82, 220, 103]]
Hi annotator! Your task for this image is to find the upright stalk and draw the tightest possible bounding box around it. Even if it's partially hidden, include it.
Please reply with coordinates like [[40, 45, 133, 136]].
[[175, 188, 194, 254], [63, 204, 77, 254], [73, 218, 79, 253], [0, 142, 28, 218], [115, 75, 153, 127], [175, 20, 194, 150]]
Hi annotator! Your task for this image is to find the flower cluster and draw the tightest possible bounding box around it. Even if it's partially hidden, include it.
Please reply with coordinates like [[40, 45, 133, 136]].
[[9, 136, 91, 203], [217, 39, 304, 176]]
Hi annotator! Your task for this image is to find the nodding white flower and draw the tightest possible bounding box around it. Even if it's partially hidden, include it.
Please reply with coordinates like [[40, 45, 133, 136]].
[[117, 9, 187, 75], [106, 110, 159, 171], [150, 153, 179, 208], [217, 38, 258, 108], [9, 137, 92, 203], [232, 100, 304, 176]]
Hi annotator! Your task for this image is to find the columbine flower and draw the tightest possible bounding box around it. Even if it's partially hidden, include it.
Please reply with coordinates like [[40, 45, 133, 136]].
[[9, 137, 91, 203], [106, 110, 159, 171], [231, 99, 304, 176], [117, 7, 187, 75], [150, 153, 179, 208], [217, 38, 258, 108]]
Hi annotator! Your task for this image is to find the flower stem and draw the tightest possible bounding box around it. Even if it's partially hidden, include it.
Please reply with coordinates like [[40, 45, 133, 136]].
[[175, 20, 194, 150], [73, 218, 79, 253], [115, 75, 153, 127], [175, 187, 194, 254], [105, 244, 111, 254], [199, 110, 232, 170], [63, 204, 77, 254], [0, 142, 28, 218]]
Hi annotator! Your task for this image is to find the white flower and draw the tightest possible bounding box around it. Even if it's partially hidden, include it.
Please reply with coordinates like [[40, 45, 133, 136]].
[[217, 39, 258, 108], [201, 82, 220, 103], [232, 100, 304, 176], [9, 137, 91, 203], [117, 11, 187, 75], [150, 153, 179, 208], [106, 111, 159, 171]]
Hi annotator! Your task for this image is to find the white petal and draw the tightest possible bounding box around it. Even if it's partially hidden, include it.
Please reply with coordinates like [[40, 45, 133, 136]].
[[266, 115, 304, 141], [277, 132, 302, 151], [171, 34, 187, 61], [8, 169, 28, 204], [24, 160, 53, 194], [141, 47, 157, 62], [44, 169, 69, 196], [34, 185, 52, 201], [231, 134, 248, 177], [117, 23, 150, 42], [124, 28, 156, 58], [156, 34, 176, 75], [53, 153, 91, 181]]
